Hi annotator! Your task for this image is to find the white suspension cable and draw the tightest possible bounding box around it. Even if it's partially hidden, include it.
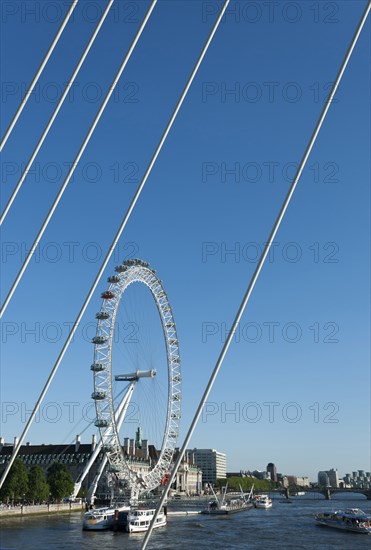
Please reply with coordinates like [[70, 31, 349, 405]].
[[0, 0, 114, 226], [141, 2, 371, 548], [0, 0, 230, 489], [0, 0, 157, 490], [0, 0, 79, 151], [0, 0, 157, 318]]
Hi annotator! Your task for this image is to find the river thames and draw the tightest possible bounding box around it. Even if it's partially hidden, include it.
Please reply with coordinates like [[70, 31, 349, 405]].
[[0, 496, 370, 550]]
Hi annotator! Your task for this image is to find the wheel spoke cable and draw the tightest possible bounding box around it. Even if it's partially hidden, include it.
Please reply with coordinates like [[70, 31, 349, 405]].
[[0, 0, 226, 488], [0, 0, 114, 226], [141, 2, 371, 547], [0, 0, 157, 318], [0, 0, 79, 151]]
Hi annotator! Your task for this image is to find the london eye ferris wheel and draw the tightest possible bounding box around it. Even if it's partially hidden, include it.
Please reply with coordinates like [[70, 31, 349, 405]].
[[91, 259, 181, 498]]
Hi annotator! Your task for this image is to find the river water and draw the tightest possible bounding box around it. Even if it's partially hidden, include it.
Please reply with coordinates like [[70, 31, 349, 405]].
[[0, 495, 370, 549]]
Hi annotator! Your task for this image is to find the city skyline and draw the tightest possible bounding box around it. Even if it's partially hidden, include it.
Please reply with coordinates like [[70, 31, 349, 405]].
[[1, 433, 369, 484], [1, 1, 370, 484]]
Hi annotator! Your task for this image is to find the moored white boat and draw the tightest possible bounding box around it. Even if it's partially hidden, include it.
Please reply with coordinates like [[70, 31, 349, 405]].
[[82, 504, 130, 530], [253, 495, 273, 509], [201, 483, 254, 515], [315, 508, 371, 534], [126, 507, 167, 533]]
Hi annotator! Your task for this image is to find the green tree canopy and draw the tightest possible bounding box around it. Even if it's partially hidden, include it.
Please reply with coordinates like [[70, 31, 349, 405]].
[[0, 458, 28, 503], [27, 465, 50, 503], [47, 463, 74, 502], [217, 476, 275, 492]]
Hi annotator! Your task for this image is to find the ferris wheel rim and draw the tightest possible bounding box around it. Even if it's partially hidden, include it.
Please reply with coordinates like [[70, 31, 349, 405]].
[[91, 258, 181, 494]]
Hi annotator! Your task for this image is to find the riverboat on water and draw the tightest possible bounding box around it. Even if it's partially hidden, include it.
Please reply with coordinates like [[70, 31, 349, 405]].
[[82, 503, 130, 530], [315, 508, 371, 534], [253, 495, 273, 509], [126, 507, 167, 533], [201, 483, 254, 515], [82, 503, 167, 533]]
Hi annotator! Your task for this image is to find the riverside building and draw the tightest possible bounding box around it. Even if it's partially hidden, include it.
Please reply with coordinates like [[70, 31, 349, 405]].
[[0, 436, 201, 497], [187, 448, 227, 487]]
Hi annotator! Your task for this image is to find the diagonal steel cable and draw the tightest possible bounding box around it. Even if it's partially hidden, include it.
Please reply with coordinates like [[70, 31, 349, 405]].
[[0, 0, 158, 487], [0, 0, 157, 318], [0, 0, 114, 226], [141, 2, 371, 547], [0, 0, 230, 488], [0, 0, 79, 151]]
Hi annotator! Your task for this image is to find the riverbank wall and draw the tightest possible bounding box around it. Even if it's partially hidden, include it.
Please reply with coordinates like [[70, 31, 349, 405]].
[[0, 502, 84, 518]]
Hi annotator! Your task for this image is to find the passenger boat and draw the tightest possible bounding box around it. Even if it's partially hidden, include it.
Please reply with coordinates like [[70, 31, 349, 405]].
[[315, 508, 371, 534], [82, 503, 130, 530], [201, 483, 254, 515], [253, 494, 273, 509], [126, 507, 167, 533]]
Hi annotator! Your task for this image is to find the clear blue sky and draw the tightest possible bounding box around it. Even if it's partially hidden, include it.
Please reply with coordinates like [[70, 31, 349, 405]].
[[1, 0, 370, 482]]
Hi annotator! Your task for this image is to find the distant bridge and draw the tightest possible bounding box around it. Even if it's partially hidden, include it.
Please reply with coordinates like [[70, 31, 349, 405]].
[[281, 487, 371, 500]]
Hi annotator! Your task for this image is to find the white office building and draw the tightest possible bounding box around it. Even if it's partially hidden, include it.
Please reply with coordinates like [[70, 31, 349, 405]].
[[318, 468, 339, 488], [327, 468, 339, 488], [187, 448, 227, 487], [318, 471, 330, 487]]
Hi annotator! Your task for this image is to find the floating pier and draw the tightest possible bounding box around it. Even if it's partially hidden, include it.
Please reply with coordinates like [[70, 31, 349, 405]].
[[167, 510, 202, 516]]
